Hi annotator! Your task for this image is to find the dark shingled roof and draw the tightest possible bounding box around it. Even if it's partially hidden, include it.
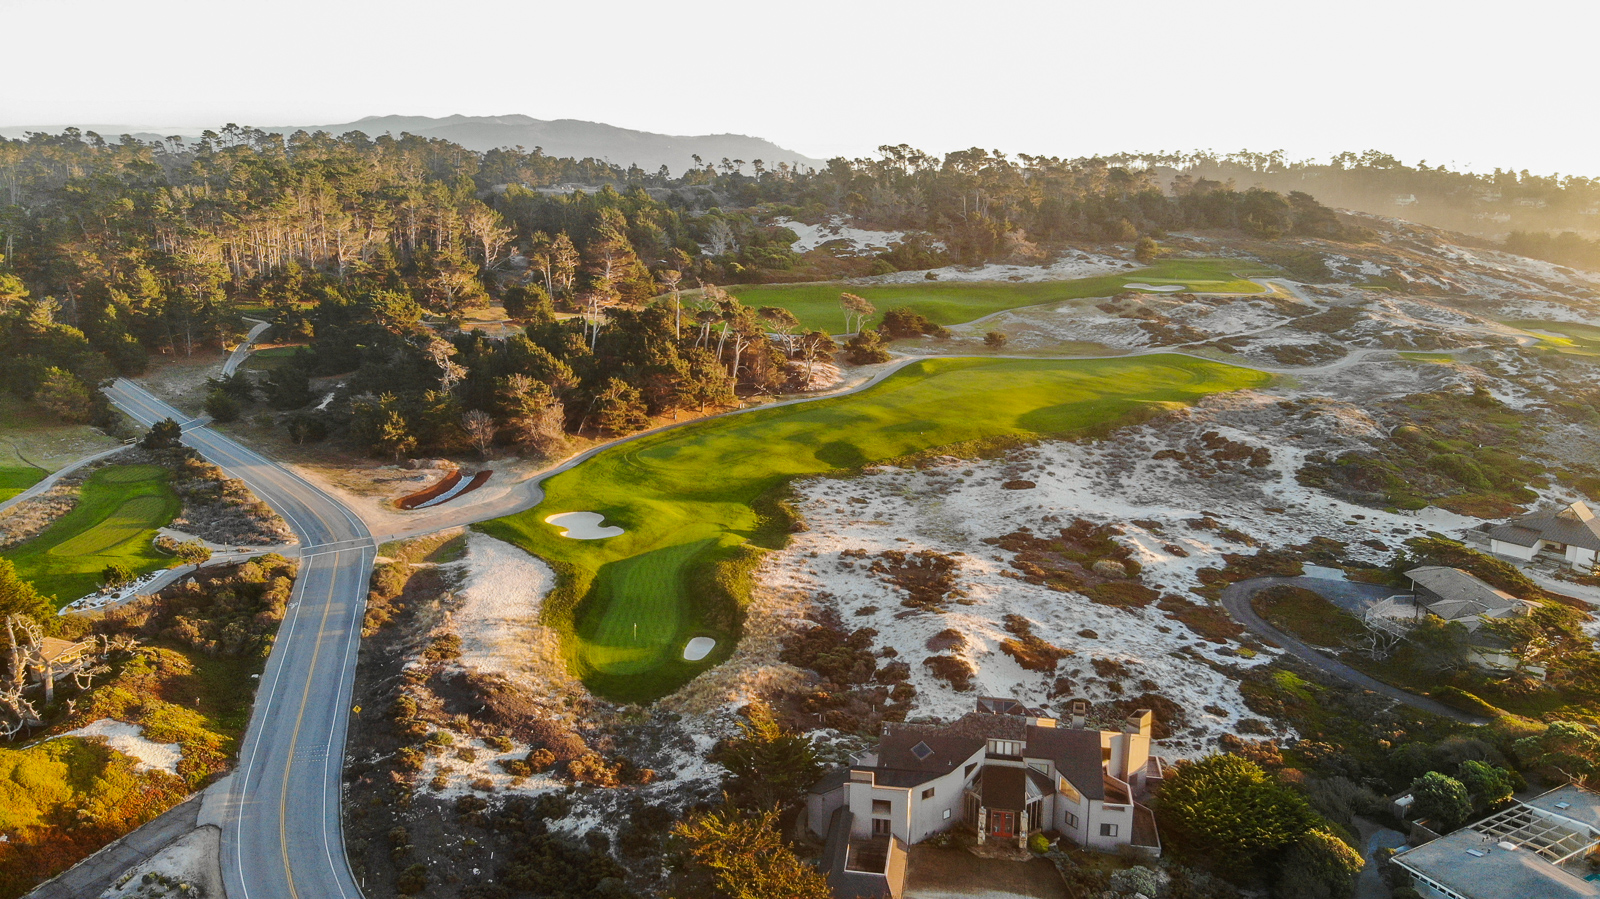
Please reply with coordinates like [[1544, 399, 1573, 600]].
[[1490, 502, 1600, 552], [979, 765, 1028, 811], [1024, 724, 1106, 801], [872, 713, 1025, 785]]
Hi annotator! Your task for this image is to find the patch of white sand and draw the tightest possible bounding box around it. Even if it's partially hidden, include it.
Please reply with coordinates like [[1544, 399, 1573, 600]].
[[448, 532, 558, 677], [683, 637, 716, 661], [773, 215, 909, 255], [102, 825, 221, 899], [1123, 282, 1186, 292], [755, 389, 1503, 755], [59, 719, 182, 775], [545, 511, 624, 539]]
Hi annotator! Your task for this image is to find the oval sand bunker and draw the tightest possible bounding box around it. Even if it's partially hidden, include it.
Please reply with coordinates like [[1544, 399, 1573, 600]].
[[545, 511, 624, 540], [683, 637, 717, 661], [1122, 282, 1186, 292]]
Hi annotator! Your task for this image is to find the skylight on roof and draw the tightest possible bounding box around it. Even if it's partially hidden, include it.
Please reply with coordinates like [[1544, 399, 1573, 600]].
[[910, 741, 934, 761]]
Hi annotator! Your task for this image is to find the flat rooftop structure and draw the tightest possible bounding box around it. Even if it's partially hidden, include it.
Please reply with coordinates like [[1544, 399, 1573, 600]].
[[1394, 831, 1600, 899], [1394, 786, 1600, 899]]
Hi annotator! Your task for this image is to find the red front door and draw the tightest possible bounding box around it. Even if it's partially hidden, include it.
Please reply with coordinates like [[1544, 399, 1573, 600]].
[[990, 810, 1016, 838]]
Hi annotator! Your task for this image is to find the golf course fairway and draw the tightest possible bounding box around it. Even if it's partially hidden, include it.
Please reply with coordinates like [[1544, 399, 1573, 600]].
[[480, 354, 1272, 702], [727, 258, 1267, 333], [3, 464, 180, 606]]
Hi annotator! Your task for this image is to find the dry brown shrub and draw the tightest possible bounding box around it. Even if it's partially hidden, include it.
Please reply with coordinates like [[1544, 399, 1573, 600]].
[[998, 614, 1072, 673]]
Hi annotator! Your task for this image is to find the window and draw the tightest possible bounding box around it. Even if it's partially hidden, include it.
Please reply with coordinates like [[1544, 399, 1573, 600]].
[[1064, 812, 1079, 829], [943, 809, 951, 820], [872, 800, 891, 814], [1059, 777, 1081, 803], [922, 788, 936, 800], [910, 741, 934, 761], [1100, 823, 1118, 838], [1028, 761, 1050, 775], [1102, 746, 1113, 761], [872, 818, 891, 836], [964, 763, 977, 778], [988, 739, 1023, 757]]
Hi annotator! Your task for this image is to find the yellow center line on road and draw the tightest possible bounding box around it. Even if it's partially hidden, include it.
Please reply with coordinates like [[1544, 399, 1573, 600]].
[[278, 554, 340, 899]]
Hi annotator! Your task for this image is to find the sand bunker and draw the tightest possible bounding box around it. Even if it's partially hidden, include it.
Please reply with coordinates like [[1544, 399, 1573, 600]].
[[683, 636, 717, 661], [1123, 282, 1186, 292], [545, 511, 624, 539]]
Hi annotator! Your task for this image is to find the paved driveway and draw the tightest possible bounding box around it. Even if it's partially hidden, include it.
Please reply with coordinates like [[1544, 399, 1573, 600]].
[[1220, 576, 1487, 724], [904, 846, 1067, 899]]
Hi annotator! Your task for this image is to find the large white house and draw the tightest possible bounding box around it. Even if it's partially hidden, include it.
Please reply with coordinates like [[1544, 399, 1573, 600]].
[[1483, 501, 1600, 572], [810, 698, 1164, 896]]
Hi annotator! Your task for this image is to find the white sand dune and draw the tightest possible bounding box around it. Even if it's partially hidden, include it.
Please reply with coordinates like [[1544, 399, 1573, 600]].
[[59, 719, 182, 774], [545, 511, 624, 539]]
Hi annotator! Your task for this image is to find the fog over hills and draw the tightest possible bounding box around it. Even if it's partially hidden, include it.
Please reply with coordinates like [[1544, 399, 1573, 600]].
[[0, 114, 826, 174]]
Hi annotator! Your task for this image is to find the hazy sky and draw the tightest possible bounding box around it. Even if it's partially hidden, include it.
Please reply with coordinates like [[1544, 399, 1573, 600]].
[[4, 0, 1594, 176]]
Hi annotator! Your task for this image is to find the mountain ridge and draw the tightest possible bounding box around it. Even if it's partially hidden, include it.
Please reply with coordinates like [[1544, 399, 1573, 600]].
[[0, 114, 826, 174]]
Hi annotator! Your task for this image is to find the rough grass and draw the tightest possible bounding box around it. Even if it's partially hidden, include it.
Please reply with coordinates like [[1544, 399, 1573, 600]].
[[481, 355, 1272, 702], [726, 258, 1266, 332], [0, 468, 43, 504], [1251, 584, 1367, 648], [2, 464, 179, 605]]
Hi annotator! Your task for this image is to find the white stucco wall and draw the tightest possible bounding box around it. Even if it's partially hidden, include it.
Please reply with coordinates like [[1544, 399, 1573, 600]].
[[1489, 539, 1538, 561]]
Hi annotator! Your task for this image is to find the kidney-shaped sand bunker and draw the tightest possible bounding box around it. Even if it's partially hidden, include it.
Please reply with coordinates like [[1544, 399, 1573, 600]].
[[545, 511, 624, 540]]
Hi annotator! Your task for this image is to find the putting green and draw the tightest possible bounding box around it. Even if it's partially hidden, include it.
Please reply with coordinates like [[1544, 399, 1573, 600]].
[[726, 258, 1267, 333], [3, 464, 180, 606], [482, 354, 1272, 702]]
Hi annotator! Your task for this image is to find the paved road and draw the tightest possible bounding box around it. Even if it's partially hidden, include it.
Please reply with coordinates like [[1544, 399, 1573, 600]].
[[224, 318, 272, 376], [1220, 576, 1487, 724], [105, 378, 374, 899], [0, 442, 133, 515]]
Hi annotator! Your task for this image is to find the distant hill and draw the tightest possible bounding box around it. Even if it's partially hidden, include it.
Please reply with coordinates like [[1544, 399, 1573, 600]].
[[0, 114, 826, 175]]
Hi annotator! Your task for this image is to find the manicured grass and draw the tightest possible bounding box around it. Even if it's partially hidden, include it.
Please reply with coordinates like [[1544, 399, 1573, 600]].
[[3, 464, 180, 606], [482, 355, 1272, 702], [0, 467, 44, 504], [1503, 320, 1600, 357], [725, 258, 1268, 332]]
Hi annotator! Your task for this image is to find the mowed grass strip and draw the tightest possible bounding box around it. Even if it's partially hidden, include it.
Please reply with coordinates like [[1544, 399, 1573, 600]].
[[3, 464, 179, 606], [726, 258, 1267, 332], [1504, 320, 1600, 357], [482, 354, 1272, 702]]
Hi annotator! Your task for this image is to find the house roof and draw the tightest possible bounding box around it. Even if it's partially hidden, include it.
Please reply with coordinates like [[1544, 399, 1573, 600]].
[[870, 713, 1023, 787], [1024, 724, 1106, 801], [1407, 567, 1525, 618], [978, 765, 1028, 811], [1490, 502, 1600, 552], [37, 638, 87, 665]]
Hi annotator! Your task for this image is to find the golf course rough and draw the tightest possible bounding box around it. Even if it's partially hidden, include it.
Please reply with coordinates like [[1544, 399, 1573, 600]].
[[726, 258, 1267, 333], [3, 464, 181, 607], [480, 354, 1272, 703]]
